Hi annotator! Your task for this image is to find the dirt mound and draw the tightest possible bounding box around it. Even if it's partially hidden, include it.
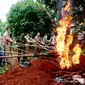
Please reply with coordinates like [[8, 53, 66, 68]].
[[0, 59, 57, 85], [0, 56, 85, 85]]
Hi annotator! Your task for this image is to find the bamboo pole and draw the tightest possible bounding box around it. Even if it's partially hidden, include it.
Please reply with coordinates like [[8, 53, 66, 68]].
[[0, 51, 23, 54], [0, 54, 48, 58]]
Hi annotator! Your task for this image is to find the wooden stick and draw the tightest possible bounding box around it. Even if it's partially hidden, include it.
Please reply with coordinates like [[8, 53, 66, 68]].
[[0, 54, 49, 58], [0, 51, 24, 54]]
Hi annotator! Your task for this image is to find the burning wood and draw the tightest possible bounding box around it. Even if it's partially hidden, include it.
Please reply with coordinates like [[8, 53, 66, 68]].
[[55, 0, 82, 69]]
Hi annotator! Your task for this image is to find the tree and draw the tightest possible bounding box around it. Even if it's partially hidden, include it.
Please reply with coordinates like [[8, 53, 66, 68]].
[[0, 20, 7, 36], [69, 0, 85, 33], [7, 0, 53, 38]]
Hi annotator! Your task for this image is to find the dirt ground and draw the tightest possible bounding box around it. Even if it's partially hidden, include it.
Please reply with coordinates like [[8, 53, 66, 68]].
[[0, 56, 85, 85]]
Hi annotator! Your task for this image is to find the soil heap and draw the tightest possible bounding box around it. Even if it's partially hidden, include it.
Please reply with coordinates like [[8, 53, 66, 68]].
[[0, 56, 85, 85]]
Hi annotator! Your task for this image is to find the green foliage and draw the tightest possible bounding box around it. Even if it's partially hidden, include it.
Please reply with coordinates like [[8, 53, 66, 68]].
[[37, 0, 57, 23], [37, 0, 57, 11], [0, 20, 7, 35], [73, 0, 85, 8], [0, 64, 9, 75], [7, 0, 53, 38], [0, 67, 6, 74]]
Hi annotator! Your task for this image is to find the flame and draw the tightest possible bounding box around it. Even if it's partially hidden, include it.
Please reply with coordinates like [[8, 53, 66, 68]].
[[64, 0, 71, 13], [59, 35, 73, 69], [56, 16, 72, 57], [55, 0, 82, 69], [72, 44, 81, 65]]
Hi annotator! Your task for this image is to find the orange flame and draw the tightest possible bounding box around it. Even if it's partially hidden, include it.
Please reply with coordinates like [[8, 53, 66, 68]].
[[72, 44, 81, 65], [55, 0, 81, 69], [59, 35, 73, 69], [56, 16, 72, 57], [64, 0, 71, 12]]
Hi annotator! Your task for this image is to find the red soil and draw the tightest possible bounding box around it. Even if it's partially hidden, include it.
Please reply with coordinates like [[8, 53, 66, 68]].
[[0, 56, 85, 85]]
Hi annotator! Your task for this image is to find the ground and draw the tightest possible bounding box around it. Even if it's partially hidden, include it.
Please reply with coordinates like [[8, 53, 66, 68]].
[[0, 56, 85, 85]]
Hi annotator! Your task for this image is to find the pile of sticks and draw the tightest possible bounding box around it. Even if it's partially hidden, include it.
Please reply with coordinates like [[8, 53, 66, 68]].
[[0, 38, 54, 58], [53, 71, 85, 85]]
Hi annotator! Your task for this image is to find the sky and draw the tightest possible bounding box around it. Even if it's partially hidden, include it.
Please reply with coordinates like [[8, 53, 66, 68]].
[[0, 0, 19, 22]]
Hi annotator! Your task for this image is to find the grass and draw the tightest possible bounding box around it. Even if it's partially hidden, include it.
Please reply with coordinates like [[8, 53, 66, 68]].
[[0, 65, 8, 75], [0, 62, 12, 75]]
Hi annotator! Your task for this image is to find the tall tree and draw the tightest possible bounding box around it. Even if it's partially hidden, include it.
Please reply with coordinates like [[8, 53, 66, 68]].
[[7, 0, 53, 38], [57, 0, 63, 21]]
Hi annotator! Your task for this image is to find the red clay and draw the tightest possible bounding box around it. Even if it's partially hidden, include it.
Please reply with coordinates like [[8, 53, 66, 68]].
[[0, 56, 85, 85]]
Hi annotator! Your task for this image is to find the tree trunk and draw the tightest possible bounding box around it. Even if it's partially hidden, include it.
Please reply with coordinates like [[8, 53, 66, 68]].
[[57, 0, 63, 21]]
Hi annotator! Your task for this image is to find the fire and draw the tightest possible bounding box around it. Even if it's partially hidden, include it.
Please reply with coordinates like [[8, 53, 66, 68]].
[[56, 16, 72, 57], [72, 44, 81, 65], [64, 0, 71, 13], [55, 0, 81, 69], [60, 35, 73, 69]]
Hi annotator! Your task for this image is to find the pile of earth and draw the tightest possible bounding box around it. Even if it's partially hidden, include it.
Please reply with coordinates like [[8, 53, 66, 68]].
[[0, 56, 85, 85]]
